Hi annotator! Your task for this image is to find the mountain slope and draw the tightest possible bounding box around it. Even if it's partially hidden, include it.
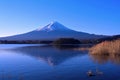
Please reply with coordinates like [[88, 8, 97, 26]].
[[0, 21, 105, 41]]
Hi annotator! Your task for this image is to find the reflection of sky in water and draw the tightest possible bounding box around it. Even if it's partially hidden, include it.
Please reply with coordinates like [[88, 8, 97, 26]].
[[0, 44, 41, 49], [0, 44, 120, 80]]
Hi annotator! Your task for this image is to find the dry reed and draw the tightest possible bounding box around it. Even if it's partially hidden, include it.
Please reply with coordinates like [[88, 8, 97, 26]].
[[89, 39, 120, 55]]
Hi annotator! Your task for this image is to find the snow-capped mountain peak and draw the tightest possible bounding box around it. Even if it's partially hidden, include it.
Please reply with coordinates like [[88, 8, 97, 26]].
[[37, 21, 70, 32], [0, 21, 105, 41]]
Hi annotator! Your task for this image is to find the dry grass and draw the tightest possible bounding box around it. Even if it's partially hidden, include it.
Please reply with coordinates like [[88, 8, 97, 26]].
[[89, 39, 120, 55]]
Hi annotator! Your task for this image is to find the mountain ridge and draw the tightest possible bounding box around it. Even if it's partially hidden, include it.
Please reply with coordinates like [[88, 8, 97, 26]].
[[0, 21, 105, 41]]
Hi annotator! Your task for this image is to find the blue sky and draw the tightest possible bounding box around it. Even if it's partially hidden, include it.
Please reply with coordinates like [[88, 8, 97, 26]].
[[0, 0, 120, 37]]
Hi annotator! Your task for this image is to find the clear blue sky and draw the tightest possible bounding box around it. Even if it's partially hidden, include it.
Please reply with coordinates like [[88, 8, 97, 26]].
[[0, 0, 120, 37]]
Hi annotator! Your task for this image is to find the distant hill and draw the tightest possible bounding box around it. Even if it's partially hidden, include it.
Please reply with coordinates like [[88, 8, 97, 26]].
[[0, 21, 105, 41], [97, 35, 120, 43]]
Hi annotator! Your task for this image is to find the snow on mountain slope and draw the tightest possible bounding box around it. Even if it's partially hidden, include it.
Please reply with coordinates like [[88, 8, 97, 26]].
[[0, 21, 105, 41], [37, 21, 70, 32]]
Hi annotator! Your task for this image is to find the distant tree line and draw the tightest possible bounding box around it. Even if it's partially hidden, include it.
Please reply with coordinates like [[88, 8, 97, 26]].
[[53, 38, 81, 44], [0, 35, 120, 44], [0, 40, 53, 44]]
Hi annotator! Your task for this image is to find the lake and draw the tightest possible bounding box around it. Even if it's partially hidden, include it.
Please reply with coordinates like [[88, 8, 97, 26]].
[[0, 44, 120, 80]]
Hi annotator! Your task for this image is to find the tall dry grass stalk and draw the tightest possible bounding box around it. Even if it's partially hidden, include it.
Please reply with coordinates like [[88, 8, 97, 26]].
[[89, 39, 120, 55]]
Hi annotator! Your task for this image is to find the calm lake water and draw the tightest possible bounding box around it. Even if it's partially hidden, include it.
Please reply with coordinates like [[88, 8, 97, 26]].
[[0, 44, 120, 80]]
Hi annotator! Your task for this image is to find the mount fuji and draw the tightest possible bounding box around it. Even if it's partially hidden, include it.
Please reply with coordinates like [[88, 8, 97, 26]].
[[0, 21, 105, 41]]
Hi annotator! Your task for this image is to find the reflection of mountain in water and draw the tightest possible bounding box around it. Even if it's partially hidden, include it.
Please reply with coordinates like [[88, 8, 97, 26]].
[[90, 54, 120, 64], [9, 45, 87, 66]]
